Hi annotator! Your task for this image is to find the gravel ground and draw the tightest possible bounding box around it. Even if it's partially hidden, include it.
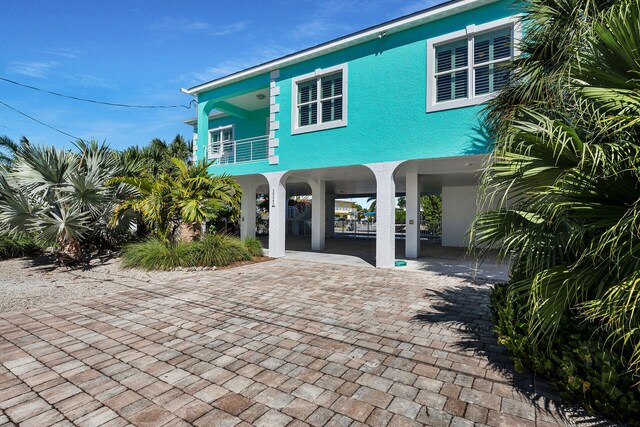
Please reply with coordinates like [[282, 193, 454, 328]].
[[0, 256, 197, 313]]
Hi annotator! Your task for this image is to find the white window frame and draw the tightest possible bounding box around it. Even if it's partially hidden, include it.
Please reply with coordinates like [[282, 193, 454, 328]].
[[291, 63, 348, 135], [208, 124, 234, 159], [426, 16, 521, 112]]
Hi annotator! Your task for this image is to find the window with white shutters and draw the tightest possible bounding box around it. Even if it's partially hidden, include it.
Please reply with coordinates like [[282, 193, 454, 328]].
[[473, 28, 512, 96], [426, 17, 519, 112], [435, 40, 469, 103], [292, 64, 347, 134]]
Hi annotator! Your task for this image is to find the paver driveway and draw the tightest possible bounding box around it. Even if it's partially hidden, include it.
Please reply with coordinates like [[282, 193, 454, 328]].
[[0, 259, 584, 426]]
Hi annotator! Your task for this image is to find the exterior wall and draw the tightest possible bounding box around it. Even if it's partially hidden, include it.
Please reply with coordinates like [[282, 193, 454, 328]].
[[197, 0, 518, 176], [441, 185, 478, 247], [206, 112, 269, 143]]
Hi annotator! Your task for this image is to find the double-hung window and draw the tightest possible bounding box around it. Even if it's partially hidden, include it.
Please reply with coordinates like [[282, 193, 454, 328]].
[[427, 16, 520, 112], [292, 64, 347, 134]]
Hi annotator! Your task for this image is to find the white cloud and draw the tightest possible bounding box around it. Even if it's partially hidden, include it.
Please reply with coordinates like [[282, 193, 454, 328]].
[[67, 74, 118, 90], [6, 61, 59, 78], [46, 48, 82, 59], [177, 44, 295, 86], [208, 22, 248, 36], [150, 17, 247, 36]]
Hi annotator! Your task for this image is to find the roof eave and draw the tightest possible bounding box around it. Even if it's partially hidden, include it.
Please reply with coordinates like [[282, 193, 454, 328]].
[[183, 0, 497, 96]]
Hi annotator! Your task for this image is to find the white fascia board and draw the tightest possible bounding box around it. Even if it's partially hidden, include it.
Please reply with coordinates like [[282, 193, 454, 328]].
[[184, 0, 497, 95]]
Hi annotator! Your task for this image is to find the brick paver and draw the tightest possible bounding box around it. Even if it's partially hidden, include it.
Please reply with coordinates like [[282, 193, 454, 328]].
[[0, 259, 594, 426]]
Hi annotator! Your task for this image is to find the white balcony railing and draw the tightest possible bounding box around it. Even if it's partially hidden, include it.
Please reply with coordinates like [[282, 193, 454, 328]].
[[208, 135, 269, 165]]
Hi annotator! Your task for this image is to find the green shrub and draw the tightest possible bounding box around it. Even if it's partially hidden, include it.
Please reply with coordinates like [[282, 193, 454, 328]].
[[192, 234, 251, 267], [121, 234, 263, 271], [121, 239, 196, 270], [491, 284, 640, 425], [243, 238, 264, 257], [0, 234, 43, 260]]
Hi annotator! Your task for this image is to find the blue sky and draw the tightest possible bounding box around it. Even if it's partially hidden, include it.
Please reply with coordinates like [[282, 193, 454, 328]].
[[0, 0, 442, 151]]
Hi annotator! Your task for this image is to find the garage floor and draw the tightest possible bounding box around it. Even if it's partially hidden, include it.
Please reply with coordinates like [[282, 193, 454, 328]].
[[263, 236, 509, 282]]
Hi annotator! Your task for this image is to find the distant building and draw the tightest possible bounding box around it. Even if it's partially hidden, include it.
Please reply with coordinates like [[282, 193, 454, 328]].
[[335, 200, 357, 219]]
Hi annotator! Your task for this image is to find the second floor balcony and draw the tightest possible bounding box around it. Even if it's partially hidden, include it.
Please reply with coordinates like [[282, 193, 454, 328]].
[[207, 134, 269, 165]]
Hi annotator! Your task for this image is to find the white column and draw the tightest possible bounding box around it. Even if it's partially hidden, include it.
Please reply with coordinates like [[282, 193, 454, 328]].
[[325, 192, 335, 238], [263, 171, 288, 258], [405, 172, 420, 258], [309, 179, 326, 251], [239, 180, 258, 240], [366, 161, 402, 268]]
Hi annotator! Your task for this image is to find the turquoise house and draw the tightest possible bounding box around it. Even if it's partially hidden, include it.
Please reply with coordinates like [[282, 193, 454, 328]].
[[181, 0, 521, 268]]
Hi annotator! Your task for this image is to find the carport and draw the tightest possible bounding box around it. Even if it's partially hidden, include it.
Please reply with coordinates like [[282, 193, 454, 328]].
[[234, 154, 495, 271]]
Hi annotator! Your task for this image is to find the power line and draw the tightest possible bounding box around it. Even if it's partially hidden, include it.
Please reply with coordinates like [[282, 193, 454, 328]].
[[0, 76, 195, 109], [0, 100, 79, 140]]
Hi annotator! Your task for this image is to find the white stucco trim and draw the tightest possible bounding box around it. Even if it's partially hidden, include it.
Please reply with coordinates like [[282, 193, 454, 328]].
[[268, 70, 281, 165], [291, 63, 348, 135], [426, 15, 521, 112]]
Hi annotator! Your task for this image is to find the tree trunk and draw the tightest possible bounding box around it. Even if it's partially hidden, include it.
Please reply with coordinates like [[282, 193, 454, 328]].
[[57, 236, 82, 264], [179, 222, 202, 242]]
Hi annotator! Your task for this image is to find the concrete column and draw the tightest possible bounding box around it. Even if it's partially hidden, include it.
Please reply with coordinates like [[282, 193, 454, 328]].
[[263, 171, 288, 258], [196, 100, 214, 161], [239, 180, 258, 240], [309, 179, 326, 251], [405, 172, 420, 258], [366, 161, 402, 268], [325, 193, 335, 238]]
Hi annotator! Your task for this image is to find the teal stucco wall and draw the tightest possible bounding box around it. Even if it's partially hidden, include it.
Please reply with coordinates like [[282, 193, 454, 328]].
[[197, 0, 519, 176]]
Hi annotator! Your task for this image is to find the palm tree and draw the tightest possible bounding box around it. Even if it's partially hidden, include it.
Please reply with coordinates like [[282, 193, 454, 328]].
[[471, 0, 640, 375], [0, 136, 18, 166], [110, 158, 241, 243], [0, 140, 132, 261]]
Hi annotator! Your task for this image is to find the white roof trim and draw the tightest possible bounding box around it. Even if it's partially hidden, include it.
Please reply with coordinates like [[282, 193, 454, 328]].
[[183, 0, 498, 95]]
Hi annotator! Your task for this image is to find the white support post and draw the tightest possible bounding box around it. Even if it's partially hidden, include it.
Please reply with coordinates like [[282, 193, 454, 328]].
[[405, 172, 420, 258], [366, 161, 402, 268], [309, 179, 326, 251], [263, 171, 288, 258], [239, 180, 258, 240], [325, 192, 335, 238]]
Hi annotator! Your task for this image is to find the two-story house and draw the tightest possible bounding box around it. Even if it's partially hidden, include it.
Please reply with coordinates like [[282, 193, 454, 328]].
[[181, 0, 520, 268]]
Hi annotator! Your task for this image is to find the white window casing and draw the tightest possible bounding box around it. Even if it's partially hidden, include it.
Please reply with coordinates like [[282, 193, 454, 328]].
[[291, 63, 348, 135], [426, 15, 521, 112]]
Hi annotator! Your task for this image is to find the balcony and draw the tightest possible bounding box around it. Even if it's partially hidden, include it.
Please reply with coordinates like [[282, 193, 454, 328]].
[[208, 135, 269, 165]]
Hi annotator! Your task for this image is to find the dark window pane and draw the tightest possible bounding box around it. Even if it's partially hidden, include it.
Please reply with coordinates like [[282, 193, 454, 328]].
[[436, 48, 452, 73], [321, 73, 342, 98], [493, 34, 512, 60], [475, 65, 490, 95], [494, 64, 510, 90], [454, 45, 468, 68], [436, 74, 452, 102], [298, 81, 317, 103], [474, 38, 490, 64], [299, 103, 317, 127], [321, 98, 343, 123], [453, 71, 468, 99]]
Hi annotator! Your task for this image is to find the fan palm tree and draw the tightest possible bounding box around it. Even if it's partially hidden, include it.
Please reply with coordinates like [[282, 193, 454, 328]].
[[471, 0, 640, 375], [110, 158, 241, 243], [0, 140, 133, 261]]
